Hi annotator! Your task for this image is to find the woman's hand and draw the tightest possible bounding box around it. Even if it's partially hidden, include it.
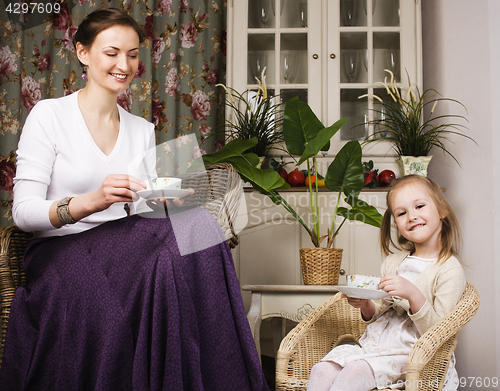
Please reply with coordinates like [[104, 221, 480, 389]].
[[146, 188, 195, 210], [49, 174, 146, 228], [341, 294, 375, 320], [90, 174, 146, 212], [379, 275, 426, 314]]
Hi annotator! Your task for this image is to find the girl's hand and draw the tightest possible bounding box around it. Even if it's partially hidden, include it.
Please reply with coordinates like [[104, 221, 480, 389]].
[[342, 293, 370, 309], [379, 275, 426, 314], [341, 293, 375, 320]]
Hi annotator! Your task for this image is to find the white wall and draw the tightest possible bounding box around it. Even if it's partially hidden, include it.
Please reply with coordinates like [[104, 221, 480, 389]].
[[421, 0, 499, 388]]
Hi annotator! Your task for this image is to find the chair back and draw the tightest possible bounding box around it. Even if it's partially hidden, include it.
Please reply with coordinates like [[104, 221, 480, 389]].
[[0, 226, 33, 368], [181, 163, 243, 248]]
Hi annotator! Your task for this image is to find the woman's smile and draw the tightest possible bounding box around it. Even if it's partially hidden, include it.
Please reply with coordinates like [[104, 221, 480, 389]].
[[109, 73, 128, 80], [78, 25, 140, 94]]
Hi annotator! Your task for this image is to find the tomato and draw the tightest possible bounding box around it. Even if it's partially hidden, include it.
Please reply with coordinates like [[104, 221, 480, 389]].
[[305, 175, 326, 187], [364, 171, 378, 188], [378, 170, 396, 187], [287, 169, 305, 187], [305, 175, 316, 187]]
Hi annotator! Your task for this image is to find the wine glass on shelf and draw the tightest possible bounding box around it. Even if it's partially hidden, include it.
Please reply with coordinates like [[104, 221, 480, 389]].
[[362, 49, 368, 71], [281, 51, 296, 84], [375, 103, 389, 137], [271, 0, 285, 16], [260, 0, 270, 27], [363, 0, 376, 15], [386, 48, 400, 81], [248, 52, 266, 82], [342, 0, 358, 26], [343, 50, 359, 83], [299, 1, 307, 27], [358, 113, 369, 140]]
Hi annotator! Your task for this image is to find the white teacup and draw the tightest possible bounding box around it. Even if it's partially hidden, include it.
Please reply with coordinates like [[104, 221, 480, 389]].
[[148, 177, 182, 190], [346, 274, 381, 290]]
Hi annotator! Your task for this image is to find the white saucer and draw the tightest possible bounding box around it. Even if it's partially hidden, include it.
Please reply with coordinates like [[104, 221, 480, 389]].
[[334, 286, 389, 300], [136, 189, 192, 200]]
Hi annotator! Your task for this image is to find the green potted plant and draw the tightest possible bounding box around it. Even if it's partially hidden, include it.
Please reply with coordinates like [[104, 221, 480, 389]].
[[207, 69, 286, 164], [195, 97, 382, 285], [363, 70, 474, 176]]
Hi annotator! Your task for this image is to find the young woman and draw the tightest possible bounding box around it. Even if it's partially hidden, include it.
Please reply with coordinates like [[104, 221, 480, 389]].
[[0, 8, 268, 390], [307, 175, 466, 391]]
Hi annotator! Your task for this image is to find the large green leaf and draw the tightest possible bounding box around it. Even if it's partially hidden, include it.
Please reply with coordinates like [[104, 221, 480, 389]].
[[225, 156, 290, 193], [283, 97, 326, 156], [325, 140, 363, 197], [201, 138, 260, 167], [297, 117, 350, 165], [337, 196, 383, 228], [191, 138, 290, 194]]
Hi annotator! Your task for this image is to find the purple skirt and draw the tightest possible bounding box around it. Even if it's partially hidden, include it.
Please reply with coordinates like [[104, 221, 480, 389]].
[[0, 207, 268, 391]]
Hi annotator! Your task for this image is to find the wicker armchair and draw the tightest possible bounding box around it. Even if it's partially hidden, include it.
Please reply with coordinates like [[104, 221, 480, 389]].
[[180, 163, 243, 248], [0, 163, 243, 369], [276, 282, 480, 391]]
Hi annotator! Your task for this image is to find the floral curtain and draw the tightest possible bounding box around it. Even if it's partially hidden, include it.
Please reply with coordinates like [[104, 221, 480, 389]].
[[0, 0, 227, 228]]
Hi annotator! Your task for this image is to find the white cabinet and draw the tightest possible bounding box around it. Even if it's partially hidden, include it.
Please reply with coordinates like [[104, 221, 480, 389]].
[[227, 0, 422, 156], [226, 0, 421, 311], [232, 189, 390, 309]]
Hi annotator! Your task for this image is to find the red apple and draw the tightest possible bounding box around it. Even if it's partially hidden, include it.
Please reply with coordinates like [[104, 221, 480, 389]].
[[378, 170, 396, 187], [287, 169, 305, 187]]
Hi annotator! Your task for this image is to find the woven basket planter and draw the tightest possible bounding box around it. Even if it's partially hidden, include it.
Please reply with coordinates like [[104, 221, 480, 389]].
[[299, 248, 343, 285]]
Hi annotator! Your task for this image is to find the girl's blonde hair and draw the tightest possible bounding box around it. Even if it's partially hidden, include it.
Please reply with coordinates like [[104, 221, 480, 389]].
[[380, 175, 462, 262]]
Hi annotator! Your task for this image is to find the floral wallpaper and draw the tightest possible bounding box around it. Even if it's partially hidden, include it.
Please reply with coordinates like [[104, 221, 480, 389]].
[[0, 0, 227, 228]]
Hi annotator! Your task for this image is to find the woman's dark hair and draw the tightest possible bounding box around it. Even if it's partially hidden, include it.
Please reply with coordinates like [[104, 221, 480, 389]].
[[73, 7, 145, 51]]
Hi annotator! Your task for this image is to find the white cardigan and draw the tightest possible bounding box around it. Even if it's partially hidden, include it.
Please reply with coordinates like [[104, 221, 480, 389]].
[[13, 91, 155, 237], [370, 250, 466, 335]]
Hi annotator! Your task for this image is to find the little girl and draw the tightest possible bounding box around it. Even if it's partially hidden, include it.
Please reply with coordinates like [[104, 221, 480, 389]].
[[307, 174, 466, 391]]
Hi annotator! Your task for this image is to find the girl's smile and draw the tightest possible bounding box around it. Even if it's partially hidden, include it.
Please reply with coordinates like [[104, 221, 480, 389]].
[[390, 182, 444, 258]]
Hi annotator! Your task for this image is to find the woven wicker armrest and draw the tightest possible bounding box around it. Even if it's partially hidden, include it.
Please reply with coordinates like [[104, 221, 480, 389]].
[[0, 226, 33, 369], [180, 163, 243, 248], [276, 293, 368, 390], [404, 282, 480, 391]]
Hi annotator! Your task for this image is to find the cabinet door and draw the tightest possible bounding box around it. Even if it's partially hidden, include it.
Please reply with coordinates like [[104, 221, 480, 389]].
[[326, 0, 422, 155], [230, 0, 421, 157], [231, 0, 323, 121]]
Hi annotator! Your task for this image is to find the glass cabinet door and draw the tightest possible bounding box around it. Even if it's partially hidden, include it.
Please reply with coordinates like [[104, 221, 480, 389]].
[[234, 0, 322, 112], [336, 0, 401, 144], [326, 0, 420, 155], [231, 0, 420, 156]]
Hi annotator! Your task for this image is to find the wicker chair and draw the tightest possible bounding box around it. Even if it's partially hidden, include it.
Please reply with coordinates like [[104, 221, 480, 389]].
[[0, 163, 243, 369], [276, 282, 480, 391]]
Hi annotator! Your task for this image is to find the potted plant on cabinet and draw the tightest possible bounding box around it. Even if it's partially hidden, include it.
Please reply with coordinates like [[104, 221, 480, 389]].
[[206, 69, 286, 166], [281, 97, 382, 284], [362, 70, 474, 176], [195, 97, 383, 285]]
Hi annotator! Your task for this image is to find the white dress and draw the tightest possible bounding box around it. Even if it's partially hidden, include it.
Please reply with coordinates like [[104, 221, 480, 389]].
[[321, 255, 459, 390]]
